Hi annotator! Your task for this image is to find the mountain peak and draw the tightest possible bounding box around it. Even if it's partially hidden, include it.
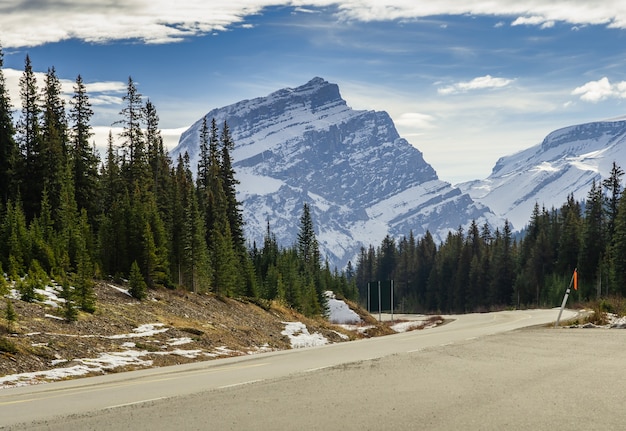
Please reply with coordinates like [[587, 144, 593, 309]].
[[171, 78, 499, 268], [266, 77, 344, 111]]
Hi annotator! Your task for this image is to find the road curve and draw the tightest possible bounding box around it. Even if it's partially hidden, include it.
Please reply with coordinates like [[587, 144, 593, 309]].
[[0, 308, 578, 429]]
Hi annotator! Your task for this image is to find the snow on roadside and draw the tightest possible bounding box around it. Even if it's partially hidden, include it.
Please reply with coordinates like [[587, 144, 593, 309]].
[[281, 322, 328, 348], [0, 323, 257, 388], [0, 350, 152, 388], [324, 291, 361, 324]]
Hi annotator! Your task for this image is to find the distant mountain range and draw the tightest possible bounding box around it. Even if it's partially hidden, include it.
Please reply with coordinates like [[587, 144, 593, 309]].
[[171, 77, 500, 268], [459, 118, 626, 229], [171, 77, 626, 268]]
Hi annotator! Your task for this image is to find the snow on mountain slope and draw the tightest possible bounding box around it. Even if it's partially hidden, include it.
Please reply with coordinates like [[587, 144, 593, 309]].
[[459, 119, 626, 230], [171, 77, 500, 268]]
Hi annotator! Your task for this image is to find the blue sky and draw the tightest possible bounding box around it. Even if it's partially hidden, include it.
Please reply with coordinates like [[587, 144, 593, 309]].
[[3, 1, 626, 184]]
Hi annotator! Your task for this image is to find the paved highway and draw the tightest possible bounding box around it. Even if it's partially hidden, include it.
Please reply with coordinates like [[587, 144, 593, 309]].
[[0, 309, 586, 429]]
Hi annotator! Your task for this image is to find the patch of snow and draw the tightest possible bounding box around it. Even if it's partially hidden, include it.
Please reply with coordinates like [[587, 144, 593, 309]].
[[281, 322, 328, 348], [247, 344, 275, 354], [332, 330, 350, 340], [155, 349, 203, 359], [324, 291, 361, 324], [0, 350, 153, 388], [167, 337, 194, 346], [107, 283, 132, 297], [337, 324, 375, 334], [107, 323, 169, 339]]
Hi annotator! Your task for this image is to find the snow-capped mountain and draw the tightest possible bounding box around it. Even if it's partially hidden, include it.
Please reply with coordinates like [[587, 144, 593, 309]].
[[171, 77, 500, 268], [459, 118, 626, 229]]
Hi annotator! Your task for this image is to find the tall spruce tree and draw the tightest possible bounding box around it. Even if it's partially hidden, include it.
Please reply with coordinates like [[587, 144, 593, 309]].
[[0, 46, 18, 205], [579, 179, 605, 299], [181, 177, 210, 293], [610, 188, 626, 295], [40, 67, 68, 219], [69, 74, 99, 219], [219, 121, 245, 253], [603, 162, 624, 241], [297, 203, 320, 273], [117, 77, 147, 188], [17, 55, 43, 220]]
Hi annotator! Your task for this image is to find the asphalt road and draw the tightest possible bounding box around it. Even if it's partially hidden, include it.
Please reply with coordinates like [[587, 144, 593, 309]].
[[5, 308, 620, 430]]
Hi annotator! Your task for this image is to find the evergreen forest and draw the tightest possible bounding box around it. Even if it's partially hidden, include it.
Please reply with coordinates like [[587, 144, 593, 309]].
[[0, 50, 356, 319], [355, 164, 626, 313], [1, 49, 626, 319]]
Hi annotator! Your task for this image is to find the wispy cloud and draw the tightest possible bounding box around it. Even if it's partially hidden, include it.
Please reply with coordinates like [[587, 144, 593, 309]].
[[4, 68, 126, 110], [2, 1, 626, 48], [572, 77, 626, 102], [511, 16, 555, 29], [395, 112, 437, 129], [438, 75, 515, 95]]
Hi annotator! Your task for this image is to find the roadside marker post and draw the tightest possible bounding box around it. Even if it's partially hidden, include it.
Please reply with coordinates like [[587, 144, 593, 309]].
[[555, 269, 577, 328]]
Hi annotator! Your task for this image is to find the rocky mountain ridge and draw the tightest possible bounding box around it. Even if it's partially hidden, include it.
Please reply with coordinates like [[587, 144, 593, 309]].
[[172, 77, 500, 268]]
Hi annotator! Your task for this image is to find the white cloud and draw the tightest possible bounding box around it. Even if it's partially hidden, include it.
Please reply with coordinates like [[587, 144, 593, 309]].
[[395, 112, 436, 129], [3, 67, 126, 110], [571, 77, 626, 103], [438, 75, 514, 95], [3, 1, 626, 48], [511, 16, 555, 29]]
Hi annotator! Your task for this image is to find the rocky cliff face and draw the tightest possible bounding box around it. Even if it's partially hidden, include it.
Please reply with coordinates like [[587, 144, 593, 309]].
[[459, 118, 626, 230], [171, 77, 499, 268]]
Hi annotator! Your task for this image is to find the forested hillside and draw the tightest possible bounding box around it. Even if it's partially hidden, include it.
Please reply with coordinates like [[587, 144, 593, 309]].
[[356, 163, 626, 313], [0, 50, 357, 324]]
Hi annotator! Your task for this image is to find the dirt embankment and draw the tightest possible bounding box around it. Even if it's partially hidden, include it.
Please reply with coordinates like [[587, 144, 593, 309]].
[[0, 282, 391, 383]]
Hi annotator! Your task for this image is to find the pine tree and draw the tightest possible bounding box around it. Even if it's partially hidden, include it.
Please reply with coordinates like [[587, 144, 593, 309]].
[[117, 77, 147, 188], [17, 55, 43, 220], [142, 195, 171, 289], [128, 260, 147, 300], [59, 278, 78, 322], [197, 116, 211, 192], [556, 194, 581, 275], [609, 188, 626, 296], [603, 162, 624, 241], [56, 160, 80, 275], [297, 203, 320, 273], [2, 200, 30, 278], [416, 231, 436, 309], [489, 221, 515, 307], [143, 100, 174, 237], [73, 209, 96, 312], [181, 181, 210, 292], [0, 45, 19, 205], [377, 235, 396, 282], [5, 299, 16, 333], [69, 74, 99, 219], [40, 66, 68, 218], [219, 121, 245, 254], [144, 100, 161, 193], [579, 179, 605, 299]]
